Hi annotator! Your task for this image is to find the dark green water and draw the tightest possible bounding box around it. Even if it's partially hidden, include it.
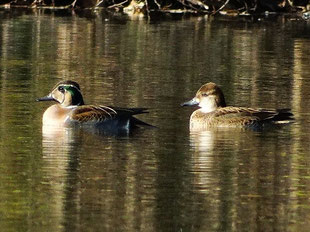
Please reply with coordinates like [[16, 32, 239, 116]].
[[1, 8, 310, 232]]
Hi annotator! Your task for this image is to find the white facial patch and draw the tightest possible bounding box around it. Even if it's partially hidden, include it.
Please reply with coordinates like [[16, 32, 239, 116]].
[[199, 95, 218, 113]]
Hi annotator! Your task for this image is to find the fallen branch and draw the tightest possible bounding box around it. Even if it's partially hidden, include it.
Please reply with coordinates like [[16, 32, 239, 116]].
[[96, 0, 104, 7], [176, 0, 208, 12], [212, 0, 230, 15], [153, 0, 161, 9], [107, 0, 129, 9]]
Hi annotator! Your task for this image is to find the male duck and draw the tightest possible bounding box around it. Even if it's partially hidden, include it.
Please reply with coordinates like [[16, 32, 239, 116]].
[[37, 80, 151, 132], [182, 82, 293, 130]]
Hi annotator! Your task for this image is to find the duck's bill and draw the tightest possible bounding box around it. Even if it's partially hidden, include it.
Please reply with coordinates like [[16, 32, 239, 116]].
[[181, 98, 199, 107], [36, 95, 54, 102]]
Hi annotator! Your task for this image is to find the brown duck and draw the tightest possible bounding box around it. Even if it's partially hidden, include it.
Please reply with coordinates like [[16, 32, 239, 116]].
[[182, 82, 294, 130]]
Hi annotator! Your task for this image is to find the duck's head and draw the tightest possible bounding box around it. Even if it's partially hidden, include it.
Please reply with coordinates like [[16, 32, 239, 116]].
[[182, 82, 226, 112], [37, 80, 84, 107]]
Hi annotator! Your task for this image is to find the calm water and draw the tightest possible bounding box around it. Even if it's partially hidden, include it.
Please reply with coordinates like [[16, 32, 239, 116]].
[[0, 8, 310, 232]]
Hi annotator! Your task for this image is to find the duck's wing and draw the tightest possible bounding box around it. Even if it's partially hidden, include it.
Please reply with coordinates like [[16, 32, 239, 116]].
[[107, 106, 149, 116], [70, 105, 118, 123], [245, 108, 294, 122], [214, 107, 293, 126], [70, 105, 150, 124], [211, 107, 260, 126], [265, 108, 294, 122]]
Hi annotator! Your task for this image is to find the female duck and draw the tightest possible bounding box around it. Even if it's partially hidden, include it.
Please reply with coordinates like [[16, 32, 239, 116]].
[[37, 80, 151, 131], [182, 82, 293, 130]]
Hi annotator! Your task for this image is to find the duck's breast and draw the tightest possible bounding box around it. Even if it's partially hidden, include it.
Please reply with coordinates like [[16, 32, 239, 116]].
[[42, 105, 73, 126], [190, 110, 214, 130]]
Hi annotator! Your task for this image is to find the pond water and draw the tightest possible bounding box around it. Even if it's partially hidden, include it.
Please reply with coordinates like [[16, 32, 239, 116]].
[[0, 8, 310, 232]]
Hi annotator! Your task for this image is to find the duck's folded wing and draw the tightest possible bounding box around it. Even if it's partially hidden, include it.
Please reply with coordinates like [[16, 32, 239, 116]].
[[70, 105, 117, 122], [214, 107, 293, 125], [107, 106, 149, 116], [209, 107, 255, 125], [250, 108, 294, 122]]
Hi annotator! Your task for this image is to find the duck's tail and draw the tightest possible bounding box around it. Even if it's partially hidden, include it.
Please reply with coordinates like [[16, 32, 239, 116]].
[[272, 109, 294, 124], [132, 117, 156, 128]]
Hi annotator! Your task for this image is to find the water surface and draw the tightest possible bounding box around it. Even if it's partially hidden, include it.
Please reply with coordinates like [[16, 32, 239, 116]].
[[1, 8, 310, 232]]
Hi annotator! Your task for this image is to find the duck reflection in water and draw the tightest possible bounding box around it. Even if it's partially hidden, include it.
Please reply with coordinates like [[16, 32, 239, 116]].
[[182, 82, 294, 131], [188, 128, 259, 186], [37, 80, 153, 136]]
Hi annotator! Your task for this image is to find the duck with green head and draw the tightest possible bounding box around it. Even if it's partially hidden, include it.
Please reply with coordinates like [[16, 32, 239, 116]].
[[37, 80, 152, 132]]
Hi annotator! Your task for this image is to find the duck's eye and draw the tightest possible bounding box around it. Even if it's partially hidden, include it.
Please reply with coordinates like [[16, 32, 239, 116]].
[[58, 86, 65, 93]]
